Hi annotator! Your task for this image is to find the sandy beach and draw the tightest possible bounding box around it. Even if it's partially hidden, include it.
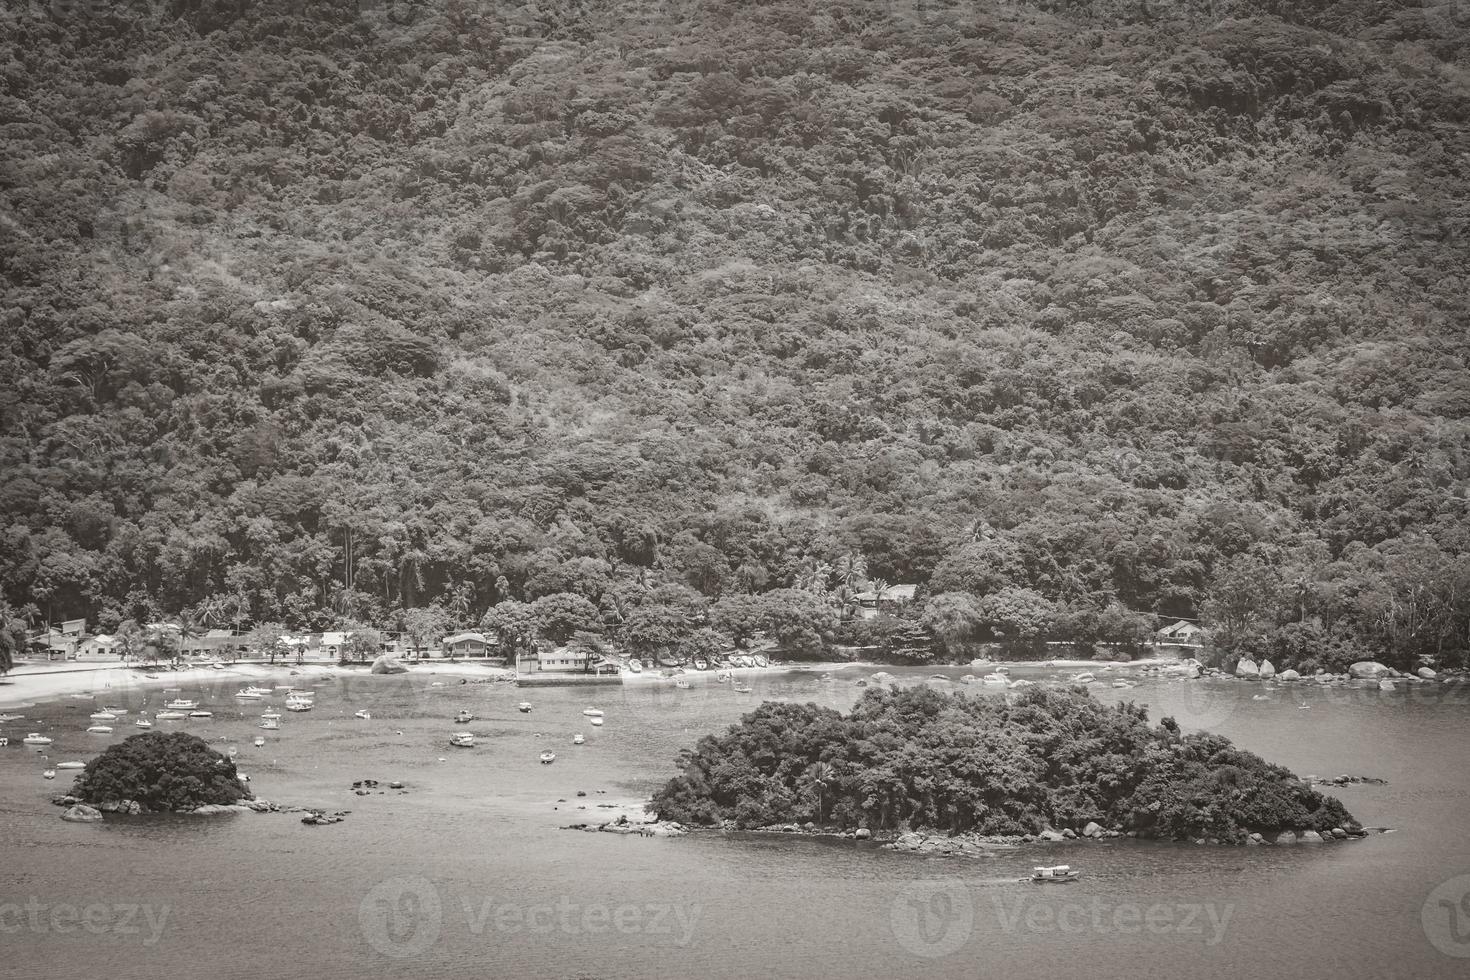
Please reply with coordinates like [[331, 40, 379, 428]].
[[0, 660, 516, 711]]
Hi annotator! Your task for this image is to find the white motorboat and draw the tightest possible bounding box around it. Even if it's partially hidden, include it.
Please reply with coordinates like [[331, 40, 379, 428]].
[[354, 710, 371, 720], [242, 686, 274, 697], [582, 708, 604, 718], [517, 702, 533, 713], [155, 710, 186, 720], [1072, 673, 1096, 684], [253, 736, 266, 747], [675, 679, 690, 689], [572, 733, 585, 745], [234, 690, 265, 700], [102, 705, 128, 715], [449, 732, 475, 748], [55, 761, 85, 770], [261, 710, 282, 719], [188, 711, 212, 718], [626, 659, 643, 674], [1030, 865, 1080, 883], [983, 673, 1009, 685], [135, 719, 153, 729], [454, 710, 475, 724], [259, 717, 280, 730], [733, 684, 753, 694], [164, 699, 198, 710], [21, 733, 52, 746], [86, 725, 113, 734], [43, 769, 56, 779], [285, 699, 313, 712], [589, 716, 604, 727], [752, 655, 770, 668], [539, 751, 556, 764], [89, 712, 118, 721]]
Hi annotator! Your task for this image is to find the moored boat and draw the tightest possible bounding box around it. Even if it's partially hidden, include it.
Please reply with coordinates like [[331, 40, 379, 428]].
[[188, 711, 213, 718], [582, 707, 604, 718], [517, 702, 533, 713], [692, 657, 710, 671], [22, 733, 52, 746], [354, 710, 371, 720], [539, 751, 556, 764], [752, 655, 770, 668], [454, 710, 475, 724], [43, 769, 56, 779], [626, 658, 643, 674], [675, 679, 690, 689], [449, 732, 475, 748], [86, 725, 113, 734], [155, 711, 186, 720], [164, 699, 197, 710], [589, 716, 604, 727], [572, 733, 585, 745], [1030, 865, 1080, 883], [89, 712, 118, 721], [253, 736, 266, 747], [259, 717, 280, 730], [733, 684, 752, 694], [135, 719, 153, 729], [56, 761, 85, 770]]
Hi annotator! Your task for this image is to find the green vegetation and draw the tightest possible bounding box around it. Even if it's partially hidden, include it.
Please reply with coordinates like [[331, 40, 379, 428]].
[[2, 2, 1467, 672], [69, 732, 252, 811], [652, 686, 1356, 842]]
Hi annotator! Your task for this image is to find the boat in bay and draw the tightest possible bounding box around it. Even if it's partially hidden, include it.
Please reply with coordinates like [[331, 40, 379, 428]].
[[22, 733, 52, 746], [163, 699, 198, 710], [449, 732, 475, 748], [155, 711, 186, 720], [539, 751, 556, 764], [1030, 865, 1080, 883]]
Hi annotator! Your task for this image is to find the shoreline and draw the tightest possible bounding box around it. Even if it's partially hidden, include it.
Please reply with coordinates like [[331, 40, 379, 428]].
[[0, 660, 516, 711]]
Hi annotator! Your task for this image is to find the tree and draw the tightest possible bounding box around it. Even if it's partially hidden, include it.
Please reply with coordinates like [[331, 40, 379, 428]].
[[531, 593, 602, 645], [481, 600, 537, 654], [113, 620, 145, 663], [676, 626, 731, 664], [401, 605, 451, 658], [619, 604, 686, 658], [247, 622, 289, 664], [805, 761, 835, 824], [343, 625, 386, 663], [710, 593, 772, 647], [920, 591, 986, 651]]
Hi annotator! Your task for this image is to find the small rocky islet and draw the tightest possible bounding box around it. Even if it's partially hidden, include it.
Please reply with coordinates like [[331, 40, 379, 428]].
[[649, 685, 1369, 850]]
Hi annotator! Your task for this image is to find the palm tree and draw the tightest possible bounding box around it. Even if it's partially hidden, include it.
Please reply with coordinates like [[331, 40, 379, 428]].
[[176, 610, 203, 666], [806, 761, 835, 825]]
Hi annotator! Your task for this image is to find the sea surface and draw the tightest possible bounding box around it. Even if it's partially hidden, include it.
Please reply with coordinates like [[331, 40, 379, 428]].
[[2, 664, 1468, 980]]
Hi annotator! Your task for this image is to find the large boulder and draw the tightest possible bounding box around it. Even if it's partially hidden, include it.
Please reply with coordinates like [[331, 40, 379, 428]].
[[1274, 830, 1298, 846], [1349, 661, 1391, 679], [1259, 659, 1277, 679], [1417, 667, 1438, 680], [370, 655, 409, 675], [1083, 821, 1104, 838], [62, 804, 103, 823], [1235, 658, 1261, 678], [1301, 830, 1325, 843], [1278, 669, 1301, 682]]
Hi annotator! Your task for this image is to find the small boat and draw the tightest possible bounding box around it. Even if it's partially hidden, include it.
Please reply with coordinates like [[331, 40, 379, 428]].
[[243, 686, 273, 697], [517, 702, 533, 713], [626, 659, 643, 674], [572, 733, 585, 745], [55, 761, 85, 770], [692, 657, 710, 671], [259, 717, 280, 730], [582, 708, 604, 718], [930, 674, 950, 681], [675, 679, 690, 689], [995, 666, 1011, 674], [261, 711, 282, 719], [733, 684, 752, 694], [1030, 865, 1080, 883], [752, 655, 770, 668], [164, 699, 198, 710], [454, 710, 475, 724], [22, 733, 52, 746], [285, 700, 312, 712], [716, 672, 731, 684], [354, 710, 371, 720], [155, 711, 186, 720], [69, 694, 95, 700], [982, 673, 1008, 685], [253, 737, 266, 747], [1072, 673, 1095, 684], [188, 711, 212, 718], [539, 751, 556, 764], [86, 725, 113, 734], [135, 719, 153, 729], [234, 690, 264, 700], [43, 769, 56, 779], [89, 712, 118, 721], [589, 716, 604, 727], [143, 673, 159, 679], [102, 705, 128, 715], [0, 712, 24, 722], [449, 732, 475, 748]]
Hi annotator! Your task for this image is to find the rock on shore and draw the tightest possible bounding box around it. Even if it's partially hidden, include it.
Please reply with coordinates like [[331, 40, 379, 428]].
[[61, 804, 103, 823]]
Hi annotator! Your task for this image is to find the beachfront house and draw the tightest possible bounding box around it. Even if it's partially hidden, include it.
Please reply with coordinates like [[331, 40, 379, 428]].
[[442, 631, 501, 660], [516, 646, 619, 676], [1157, 620, 1203, 643], [851, 583, 919, 620]]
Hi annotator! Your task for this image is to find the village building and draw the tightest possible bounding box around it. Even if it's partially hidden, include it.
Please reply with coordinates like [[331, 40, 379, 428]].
[[850, 584, 919, 620]]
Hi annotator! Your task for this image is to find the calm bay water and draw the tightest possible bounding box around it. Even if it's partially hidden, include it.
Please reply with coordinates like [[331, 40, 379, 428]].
[[2, 664, 1468, 980]]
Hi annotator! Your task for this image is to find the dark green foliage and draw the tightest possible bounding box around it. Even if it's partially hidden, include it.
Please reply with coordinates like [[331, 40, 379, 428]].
[[70, 732, 251, 811], [652, 686, 1355, 841], [0, 1, 1466, 672]]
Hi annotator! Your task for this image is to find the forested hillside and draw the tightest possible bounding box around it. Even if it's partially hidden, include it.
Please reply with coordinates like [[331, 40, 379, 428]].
[[2, 0, 1468, 669]]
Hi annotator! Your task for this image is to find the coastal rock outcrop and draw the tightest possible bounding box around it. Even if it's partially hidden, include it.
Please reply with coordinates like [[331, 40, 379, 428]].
[[370, 655, 409, 675], [1235, 658, 1261, 678], [1275, 830, 1298, 845], [1349, 661, 1391, 679], [61, 804, 103, 823], [1417, 667, 1438, 680], [1259, 660, 1276, 679], [1278, 669, 1301, 682]]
